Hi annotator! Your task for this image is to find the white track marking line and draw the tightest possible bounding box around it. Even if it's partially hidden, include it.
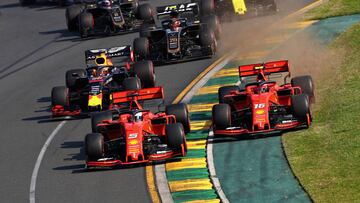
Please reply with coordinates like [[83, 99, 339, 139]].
[[207, 130, 230, 203], [29, 120, 67, 203]]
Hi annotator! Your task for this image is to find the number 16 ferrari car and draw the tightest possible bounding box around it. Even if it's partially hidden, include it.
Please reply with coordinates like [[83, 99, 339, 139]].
[[212, 60, 314, 136], [85, 87, 190, 168]]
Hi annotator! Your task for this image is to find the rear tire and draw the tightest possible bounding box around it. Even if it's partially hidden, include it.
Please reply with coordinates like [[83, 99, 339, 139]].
[[66, 5, 82, 31], [91, 111, 112, 133], [133, 37, 150, 61], [137, 3, 154, 22], [166, 123, 186, 150], [122, 77, 141, 91], [202, 14, 221, 39], [65, 69, 87, 89], [200, 0, 215, 16], [218, 85, 238, 103], [291, 75, 315, 103], [166, 103, 191, 134], [291, 94, 310, 121], [200, 27, 217, 55], [133, 60, 155, 88], [79, 12, 93, 38], [212, 104, 231, 130], [85, 133, 104, 160], [51, 86, 67, 106]]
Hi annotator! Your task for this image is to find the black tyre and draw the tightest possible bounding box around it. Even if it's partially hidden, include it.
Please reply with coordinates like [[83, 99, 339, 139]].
[[137, 3, 154, 22], [291, 94, 310, 121], [133, 60, 155, 88], [51, 86, 67, 106], [19, 0, 36, 6], [65, 69, 87, 89], [200, 27, 217, 55], [66, 5, 82, 31], [202, 14, 221, 39], [85, 133, 104, 160], [200, 0, 215, 16], [79, 12, 94, 38], [291, 75, 315, 103], [166, 103, 191, 134], [212, 104, 231, 130], [133, 37, 150, 61], [122, 77, 141, 91], [166, 123, 186, 150], [91, 110, 112, 133], [218, 85, 238, 103]]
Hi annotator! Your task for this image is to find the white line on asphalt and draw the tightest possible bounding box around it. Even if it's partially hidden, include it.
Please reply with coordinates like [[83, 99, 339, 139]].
[[207, 130, 230, 203], [29, 120, 67, 203]]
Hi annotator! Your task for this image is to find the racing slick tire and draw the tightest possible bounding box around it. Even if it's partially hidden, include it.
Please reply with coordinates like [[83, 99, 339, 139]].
[[291, 94, 310, 122], [85, 133, 104, 160], [134, 37, 150, 61], [91, 110, 113, 133], [19, 0, 36, 6], [218, 85, 238, 103], [166, 123, 186, 151], [133, 60, 155, 88], [291, 75, 315, 103], [79, 12, 94, 38], [65, 69, 87, 89], [137, 3, 154, 22], [166, 103, 191, 134], [202, 14, 221, 39], [200, 27, 217, 56], [212, 104, 231, 130], [200, 0, 215, 16], [122, 77, 142, 91], [66, 5, 82, 31], [51, 86, 67, 106]]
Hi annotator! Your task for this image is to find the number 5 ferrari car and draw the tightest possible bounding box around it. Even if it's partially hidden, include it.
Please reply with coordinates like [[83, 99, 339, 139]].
[[85, 87, 190, 169], [212, 60, 315, 136]]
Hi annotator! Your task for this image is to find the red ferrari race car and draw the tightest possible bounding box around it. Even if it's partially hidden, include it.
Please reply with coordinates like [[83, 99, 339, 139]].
[[51, 45, 155, 117], [212, 60, 315, 136], [85, 87, 190, 169]]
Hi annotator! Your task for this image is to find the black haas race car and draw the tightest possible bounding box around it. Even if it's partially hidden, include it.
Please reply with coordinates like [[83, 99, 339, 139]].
[[198, 0, 277, 21], [86, 87, 190, 169], [51, 45, 156, 117], [133, 2, 219, 65], [65, 0, 155, 38]]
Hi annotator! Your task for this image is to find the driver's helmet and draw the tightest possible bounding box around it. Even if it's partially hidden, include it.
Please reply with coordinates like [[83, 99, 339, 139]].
[[91, 68, 97, 77], [100, 67, 110, 76], [134, 112, 143, 122], [97, 0, 112, 9]]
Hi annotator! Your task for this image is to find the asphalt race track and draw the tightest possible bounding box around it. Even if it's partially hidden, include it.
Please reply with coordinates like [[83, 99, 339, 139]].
[[0, 0, 315, 202]]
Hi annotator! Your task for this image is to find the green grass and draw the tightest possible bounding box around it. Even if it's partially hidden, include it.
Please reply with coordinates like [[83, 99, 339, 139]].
[[307, 0, 360, 20], [283, 22, 360, 202]]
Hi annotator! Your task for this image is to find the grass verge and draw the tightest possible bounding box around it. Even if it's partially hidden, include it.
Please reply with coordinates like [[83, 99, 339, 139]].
[[306, 0, 360, 20], [283, 18, 360, 203]]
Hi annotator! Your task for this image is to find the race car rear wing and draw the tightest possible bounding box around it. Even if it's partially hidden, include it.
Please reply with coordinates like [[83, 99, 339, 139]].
[[85, 46, 133, 62], [238, 60, 290, 77], [156, 2, 199, 17], [112, 87, 164, 104]]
